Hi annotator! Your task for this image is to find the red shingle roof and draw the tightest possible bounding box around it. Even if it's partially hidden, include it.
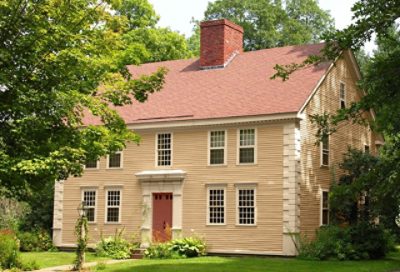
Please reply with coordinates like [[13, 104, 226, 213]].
[[85, 43, 330, 125]]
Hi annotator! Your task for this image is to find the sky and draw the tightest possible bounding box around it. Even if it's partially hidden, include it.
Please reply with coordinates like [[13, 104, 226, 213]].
[[147, 0, 375, 53]]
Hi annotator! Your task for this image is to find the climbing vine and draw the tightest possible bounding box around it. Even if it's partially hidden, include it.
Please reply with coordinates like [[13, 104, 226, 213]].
[[73, 203, 89, 271]]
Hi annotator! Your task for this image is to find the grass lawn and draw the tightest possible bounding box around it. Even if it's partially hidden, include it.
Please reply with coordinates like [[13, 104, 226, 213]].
[[101, 251, 400, 272], [20, 251, 109, 269]]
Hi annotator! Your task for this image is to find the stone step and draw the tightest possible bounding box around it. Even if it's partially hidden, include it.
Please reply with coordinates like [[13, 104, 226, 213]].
[[131, 248, 146, 259]]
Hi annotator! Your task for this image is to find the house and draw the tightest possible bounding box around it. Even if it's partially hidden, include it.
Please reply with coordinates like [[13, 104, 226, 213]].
[[52, 19, 381, 256]]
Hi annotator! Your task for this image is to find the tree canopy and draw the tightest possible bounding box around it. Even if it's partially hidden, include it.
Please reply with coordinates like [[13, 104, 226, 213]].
[[0, 0, 193, 200], [188, 0, 334, 53]]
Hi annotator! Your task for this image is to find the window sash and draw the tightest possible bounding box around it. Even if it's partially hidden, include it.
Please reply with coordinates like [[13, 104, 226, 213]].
[[237, 188, 256, 225], [108, 152, 122, 168], [238, 129, 256, 164], [209, 131, 225, 165], [85, 160, 98, 169], [208, 188, 225, 224], [321, 137, 329, 166], [321, 191, 329, 225], [106, 190, 121, 223], [340, 83, 346, 109], [83, 190, 96, 222], [157, 133, 172, 166]]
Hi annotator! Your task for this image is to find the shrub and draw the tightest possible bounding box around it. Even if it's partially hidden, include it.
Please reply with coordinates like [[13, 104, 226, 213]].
[[299, 223, 395, 260], [0, 230, 20, 269], [18, 230, 54, 252], [96, 229, 137, 259], [144, 236, 207, 259]]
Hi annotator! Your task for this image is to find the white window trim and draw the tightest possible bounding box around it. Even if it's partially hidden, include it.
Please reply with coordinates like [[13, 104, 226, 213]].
[[206, 185, 227, 226], [235, 184, 257, 226], [208, 130, 228, 166], [339, 81, 346, 109], [81, 188, 98, 224], [155, 132, 173, 167], [320, 189, 329, 226], [105, 188, 122, 224], [320, 136, 329, 167], [83, 159, 99, 170], [236, 128, 258, 165], [106, 151, 123, 169]]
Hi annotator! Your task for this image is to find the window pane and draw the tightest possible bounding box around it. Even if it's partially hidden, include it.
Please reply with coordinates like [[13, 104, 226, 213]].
[[322, 210, 329, 225], [239, 148, 254, 163], [107, 191, 120, 206], [83, 191, 96, 206], [86, 208, 95, 222], [322, 191, 329, 208], [210, 131, 225, 148], [240, 129, 255, 146], [85, 160, 97, 169], [210, 149, 224, 165], [108, 153, 121, 168]]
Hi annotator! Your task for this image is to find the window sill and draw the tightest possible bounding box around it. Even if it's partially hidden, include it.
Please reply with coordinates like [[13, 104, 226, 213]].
[[84, 168, 100, 171], [207, 164, 228, 167], [320, 165, 329, 169], [206, 223, 227, 226], [235, 224, 257, 227], [104, 222, 121, 225], [106, 167, 123, 170], [236, 163, 258, 166]]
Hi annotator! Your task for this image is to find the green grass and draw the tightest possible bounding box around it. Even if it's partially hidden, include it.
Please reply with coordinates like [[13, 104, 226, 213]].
[[20, 251, 109, 269], [101, 251, 400, 272]]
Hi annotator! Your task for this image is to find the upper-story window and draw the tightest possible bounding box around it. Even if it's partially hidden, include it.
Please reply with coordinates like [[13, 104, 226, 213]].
[[209, 130, 226, 165], [321, 136, 329, 166], [82, 189, 96, 222], [107, 151, 122, 169], [339, 82, 346, 109], [157, 133, 172, 166], [238, 129, 256, 164], [321, 190, 329, 225], [85, 159, 98, 169]]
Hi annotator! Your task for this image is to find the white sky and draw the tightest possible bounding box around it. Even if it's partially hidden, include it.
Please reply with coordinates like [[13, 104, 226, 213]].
[[148, 0, 375, 53]]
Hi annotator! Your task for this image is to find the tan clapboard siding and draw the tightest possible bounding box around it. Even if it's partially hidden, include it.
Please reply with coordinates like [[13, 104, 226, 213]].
[[299, 54, 378, 238], [61, 122, 286, 252]]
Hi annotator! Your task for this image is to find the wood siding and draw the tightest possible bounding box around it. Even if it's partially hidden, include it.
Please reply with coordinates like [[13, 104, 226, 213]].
[[61, 122, 287, 253], [299, 52, 379, 238]]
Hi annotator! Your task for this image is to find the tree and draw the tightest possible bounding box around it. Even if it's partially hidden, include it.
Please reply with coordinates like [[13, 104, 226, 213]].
[[193, 0, 334, 52], [0, 0, 167, 199]]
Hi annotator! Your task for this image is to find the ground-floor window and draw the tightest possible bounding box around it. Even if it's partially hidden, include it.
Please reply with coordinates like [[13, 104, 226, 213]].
[[82, 190, 96, 222], [237, 186, 256, 225], [106, 189, 121, 223], [321, 190, 329, 225], [207, 187, 226, 225]]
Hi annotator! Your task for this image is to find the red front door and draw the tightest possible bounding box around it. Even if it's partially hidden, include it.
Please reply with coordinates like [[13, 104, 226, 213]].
[[152, 193, 173, 242]]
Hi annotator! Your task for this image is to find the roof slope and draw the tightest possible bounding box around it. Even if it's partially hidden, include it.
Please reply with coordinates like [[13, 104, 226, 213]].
[[86, 43, 330, 125]]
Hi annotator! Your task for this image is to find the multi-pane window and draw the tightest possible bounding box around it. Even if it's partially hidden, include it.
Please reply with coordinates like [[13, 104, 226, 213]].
[[321, 190, 329, 225], [209, 131, 226, 165], [208, 188, 225, 224], [157, 133, 172, 166], [340, 83, 346, 109], [106, 190, 121, 223], [321, 136, 329, 166], [239, 129, 256, 164], [83, 190, 96, 222], [85, 159, 98, 169], [237, 188, 256, 225], [108, 152, 122, 168]]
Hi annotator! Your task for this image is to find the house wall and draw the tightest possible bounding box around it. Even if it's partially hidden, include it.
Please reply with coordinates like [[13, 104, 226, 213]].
[[59, 120, 294, 254], [299, 52, 379, 238]]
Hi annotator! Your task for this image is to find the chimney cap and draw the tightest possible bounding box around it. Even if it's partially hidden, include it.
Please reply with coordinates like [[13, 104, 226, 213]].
[[200, 19, 244, 33]]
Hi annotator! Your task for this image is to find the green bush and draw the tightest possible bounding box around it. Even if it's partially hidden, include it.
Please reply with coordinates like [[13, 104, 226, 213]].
[[18, 230, 54, 252], [96, 230, 137, 259], [299, 223, 395, 260], [0, 230, 20, 269], [144, 236, 207, 259]]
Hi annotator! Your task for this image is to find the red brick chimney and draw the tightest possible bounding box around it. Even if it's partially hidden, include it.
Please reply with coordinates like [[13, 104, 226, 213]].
[[200, 19, 243, 69]]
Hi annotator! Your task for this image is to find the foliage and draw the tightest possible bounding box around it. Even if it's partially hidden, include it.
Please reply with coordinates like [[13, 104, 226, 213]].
[[299, 224, 395, 260], [73, 208, 89, 271], [0, 196, 29, 231], [196, 0, 333, 51], [0, 0, 170, 200], [96, 229, 138, 259], [18, 229, 55, 252], [0, 230, 20, 269], [144, 236, 206, 259]]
